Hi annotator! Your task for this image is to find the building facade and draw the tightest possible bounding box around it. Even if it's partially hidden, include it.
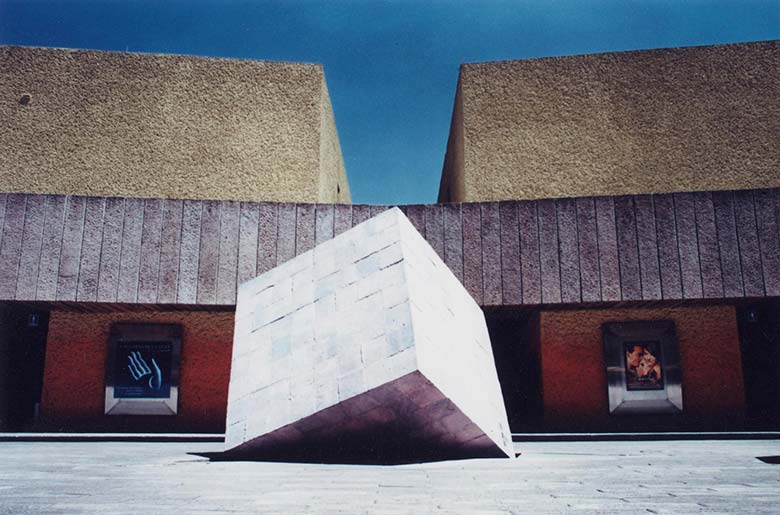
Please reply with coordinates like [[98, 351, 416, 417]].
[[0, 42, 778, 436], [0, 46, 350, 204], [438, 40, 780, 203]]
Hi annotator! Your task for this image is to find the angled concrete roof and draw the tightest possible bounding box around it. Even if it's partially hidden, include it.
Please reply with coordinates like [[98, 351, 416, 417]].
[[0, 46, 349, 204], [440, 40, 780, 202]]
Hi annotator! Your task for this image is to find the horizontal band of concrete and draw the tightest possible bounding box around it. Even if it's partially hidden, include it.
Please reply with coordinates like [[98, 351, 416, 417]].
[[4, 431, 778, 443], [0, 188, 778, 307], [512, 432, 780, 442], [0, 433, 225, 442]]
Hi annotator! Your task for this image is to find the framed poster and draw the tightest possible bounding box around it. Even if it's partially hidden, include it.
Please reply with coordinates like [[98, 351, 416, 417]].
[[104, 323, 182, 415], [602, 320, 683, 415]]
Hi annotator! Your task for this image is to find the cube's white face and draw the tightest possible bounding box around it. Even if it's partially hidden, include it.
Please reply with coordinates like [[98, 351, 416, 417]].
[[225, 207, 513, 463]]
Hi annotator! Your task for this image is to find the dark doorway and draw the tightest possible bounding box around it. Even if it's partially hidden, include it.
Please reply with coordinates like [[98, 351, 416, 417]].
[[737, 300, 780, 430], [0, 304, 50, 431], [483, 307, 542, 432]]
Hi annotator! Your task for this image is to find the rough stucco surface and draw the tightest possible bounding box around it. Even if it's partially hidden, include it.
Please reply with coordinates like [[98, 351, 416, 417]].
[[438, 79, 464, 203], [538, 305, 745, 430], [441, 40, 780, 202], [319, 81, 350, 203], [40, 310, 233, 432], [0, 46, 349, 203]]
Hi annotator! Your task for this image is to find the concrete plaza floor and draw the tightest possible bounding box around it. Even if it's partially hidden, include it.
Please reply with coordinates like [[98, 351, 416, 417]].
[[0, 439, 779, 514]]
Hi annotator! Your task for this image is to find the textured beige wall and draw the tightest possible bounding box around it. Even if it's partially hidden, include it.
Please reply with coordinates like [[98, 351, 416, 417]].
[[440, 40, 780, 202], [0, 46, 349, 203], [438, 78, 465, 203], [318, 80, 351, 203]]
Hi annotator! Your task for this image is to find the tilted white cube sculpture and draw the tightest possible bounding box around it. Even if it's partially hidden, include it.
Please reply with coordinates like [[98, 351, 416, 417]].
[[225, 207, 513, 463]]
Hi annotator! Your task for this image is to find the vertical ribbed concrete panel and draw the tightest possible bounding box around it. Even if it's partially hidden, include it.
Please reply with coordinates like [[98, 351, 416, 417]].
[[225, 207, 512, 463], [3, 190, 776, 307]]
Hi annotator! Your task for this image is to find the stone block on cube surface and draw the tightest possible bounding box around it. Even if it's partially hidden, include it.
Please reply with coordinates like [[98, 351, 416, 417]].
[[225, 207, 513, 463]]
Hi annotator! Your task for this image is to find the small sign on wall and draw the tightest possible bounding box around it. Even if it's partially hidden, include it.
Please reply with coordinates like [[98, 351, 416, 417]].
[[27, 313, 40, 327], [105, 324, 182, 416], [603, 320, 683, 415]]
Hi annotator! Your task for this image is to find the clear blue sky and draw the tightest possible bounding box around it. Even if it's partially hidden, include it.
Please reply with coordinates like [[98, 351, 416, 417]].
[[1, 0, 778, 204]]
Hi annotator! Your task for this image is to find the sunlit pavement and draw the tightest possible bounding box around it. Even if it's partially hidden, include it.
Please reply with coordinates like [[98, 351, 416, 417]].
[[1, 439, 779, 514]]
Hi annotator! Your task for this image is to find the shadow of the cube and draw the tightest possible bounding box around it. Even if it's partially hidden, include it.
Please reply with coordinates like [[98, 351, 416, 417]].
[[212, 372, 512, 465]]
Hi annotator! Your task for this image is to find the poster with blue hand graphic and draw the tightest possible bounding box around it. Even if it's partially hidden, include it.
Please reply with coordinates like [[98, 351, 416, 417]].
[[113, 341, 172, 399]]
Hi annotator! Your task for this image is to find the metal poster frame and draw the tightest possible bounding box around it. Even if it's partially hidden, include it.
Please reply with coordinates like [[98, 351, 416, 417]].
[[104, 323, 182, 416], [603, 320, 683, 415]]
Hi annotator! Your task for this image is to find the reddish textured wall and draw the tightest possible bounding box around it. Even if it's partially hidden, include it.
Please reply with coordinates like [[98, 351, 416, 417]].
[[539, 305, 746, 430], [41, 310, 233, 432]]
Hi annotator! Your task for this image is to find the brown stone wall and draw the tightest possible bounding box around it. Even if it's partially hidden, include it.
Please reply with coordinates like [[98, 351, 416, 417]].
[[441, 40, 780, 202], [3, 189, 780, 306], [0, 46, 349, 203], [538, 305, 746, 430], [40, 310, 233, 432]]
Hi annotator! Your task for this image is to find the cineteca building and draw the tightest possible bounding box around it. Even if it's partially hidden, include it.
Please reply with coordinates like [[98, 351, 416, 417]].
[[0, 41, 778, 441]]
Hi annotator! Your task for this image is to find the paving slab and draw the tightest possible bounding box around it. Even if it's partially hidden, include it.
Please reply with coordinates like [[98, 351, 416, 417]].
[[0, 440, 779, 514]]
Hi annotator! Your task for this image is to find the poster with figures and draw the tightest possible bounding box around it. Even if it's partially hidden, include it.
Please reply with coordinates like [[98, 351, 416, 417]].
[[602, 320, 683, 415], [113, 341, 173, 399], [623, 341, 664, 391]]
